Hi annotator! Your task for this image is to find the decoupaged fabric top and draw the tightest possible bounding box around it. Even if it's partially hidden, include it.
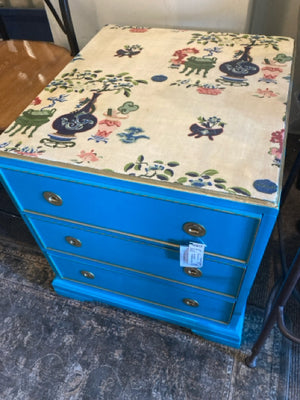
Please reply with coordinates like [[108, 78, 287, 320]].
[[0, 25, 294, 205]]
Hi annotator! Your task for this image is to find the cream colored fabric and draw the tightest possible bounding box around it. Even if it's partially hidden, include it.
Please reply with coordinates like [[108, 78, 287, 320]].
[[0, 25, 294, 204]]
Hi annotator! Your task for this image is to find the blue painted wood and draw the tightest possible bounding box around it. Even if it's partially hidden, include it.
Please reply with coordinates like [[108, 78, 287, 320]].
[[49, 252, 235, 323], [0, 156, 279, 218], [0, 154, 279, 347], [1, 168, 260, 261], [52, 276, 243, 348], [27, 214, 245, 298]]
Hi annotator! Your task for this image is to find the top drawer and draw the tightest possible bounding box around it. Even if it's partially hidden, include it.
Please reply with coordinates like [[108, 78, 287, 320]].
[[2, 169, 260, 261]]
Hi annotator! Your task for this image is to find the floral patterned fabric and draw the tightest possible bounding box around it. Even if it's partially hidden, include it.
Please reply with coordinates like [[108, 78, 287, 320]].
[[0, 25, 294, 205]]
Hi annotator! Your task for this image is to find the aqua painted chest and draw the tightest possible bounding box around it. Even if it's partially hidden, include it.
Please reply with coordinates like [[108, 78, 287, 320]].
[[0, 26, 294, 347]]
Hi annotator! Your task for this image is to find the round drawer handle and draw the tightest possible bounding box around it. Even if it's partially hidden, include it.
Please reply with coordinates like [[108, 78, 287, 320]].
[[65, 236, 82, 247], [183, 222, 206, 237], [184, 267, 202, 278], [183, 298, 199, 308], [43, 191, 63, 206], [80, 270, 95, 279]]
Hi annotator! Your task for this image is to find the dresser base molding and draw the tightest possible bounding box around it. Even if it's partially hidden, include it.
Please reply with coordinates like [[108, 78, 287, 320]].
[[52, 277, 244, 348]]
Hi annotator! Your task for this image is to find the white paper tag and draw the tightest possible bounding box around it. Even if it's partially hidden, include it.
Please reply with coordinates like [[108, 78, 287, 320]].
[[180, 242, 206, 268]]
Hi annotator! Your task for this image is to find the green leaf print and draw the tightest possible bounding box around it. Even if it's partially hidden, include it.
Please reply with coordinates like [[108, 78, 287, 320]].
[[157, 174, 169, 181], [202, 169, 219, 176], [124, 162, 135, 172], [164, 169, 174, 177], [230, 187, 251, 196], [167, 161, 180, 167], [185, 172, 200, 177]]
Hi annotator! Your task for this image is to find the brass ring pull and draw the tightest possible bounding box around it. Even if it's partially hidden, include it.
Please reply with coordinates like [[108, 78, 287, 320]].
[[80, 270, 95, 279], [65, 236, 82, 247], [183, 298, 199, 307], [184, 267, 202, 278], [43, 191, 63, 206], [183, 222, 206, 237]]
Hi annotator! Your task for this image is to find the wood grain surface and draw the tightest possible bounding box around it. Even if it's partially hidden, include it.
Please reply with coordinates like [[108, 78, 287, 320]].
[[0, 40, 72, 131]]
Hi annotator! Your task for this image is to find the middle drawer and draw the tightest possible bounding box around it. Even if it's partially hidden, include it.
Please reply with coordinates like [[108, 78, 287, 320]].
[[27, 215, 245, 298]]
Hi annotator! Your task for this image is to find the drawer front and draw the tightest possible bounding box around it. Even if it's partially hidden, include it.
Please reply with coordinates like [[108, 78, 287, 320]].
[[28, 216, 244, 297], [49, 253, 235, 324], [3, 169, 260, 261]]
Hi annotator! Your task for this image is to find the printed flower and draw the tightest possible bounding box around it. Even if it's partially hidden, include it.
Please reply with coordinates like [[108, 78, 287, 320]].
[[96, 130, 112, 138], [98, 119, 122, 127], [262, 66, 283, 73], [197, 86, 223, 95], [129, 28, 148, 33], [256, 88, 277, 98], [171, 48, 199, 65], [31, 97, 42, 106], [269, 147, 282, 159], [77, 150, 99, 162], [268, 128, 285, 161], [263, 72, 279, 80]]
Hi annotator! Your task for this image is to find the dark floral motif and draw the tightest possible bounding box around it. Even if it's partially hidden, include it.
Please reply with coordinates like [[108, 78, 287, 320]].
[[123, 156, 251, 196], [189, 116, 225, 140], [115, 45, 143, 58]]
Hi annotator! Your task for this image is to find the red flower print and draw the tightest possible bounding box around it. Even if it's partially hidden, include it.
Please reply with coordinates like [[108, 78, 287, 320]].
[[78, 150, 99, 162], [129, 28, 148, 33], [270, 129, 285, 145], [263, 72, 279, 80], [31, 97, 42, 106], [262, 66, 283, 73], [269, 129, 285, 160], [98, 119, 121, 127], [197, 87, 222, 95], [171, 48, 199, 65], [256, 88, 277, 98], [96, 130, 112, 138]]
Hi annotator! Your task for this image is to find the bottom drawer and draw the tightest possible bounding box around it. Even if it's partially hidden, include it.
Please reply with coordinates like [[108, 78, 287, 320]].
[[49, 253, 235, 324]]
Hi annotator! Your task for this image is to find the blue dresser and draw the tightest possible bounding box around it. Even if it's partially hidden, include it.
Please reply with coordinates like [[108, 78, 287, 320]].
[[0, 25, 294, 347]]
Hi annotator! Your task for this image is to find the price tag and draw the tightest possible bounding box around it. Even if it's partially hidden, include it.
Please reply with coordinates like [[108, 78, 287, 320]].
[[180, 242, 206, 268]]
